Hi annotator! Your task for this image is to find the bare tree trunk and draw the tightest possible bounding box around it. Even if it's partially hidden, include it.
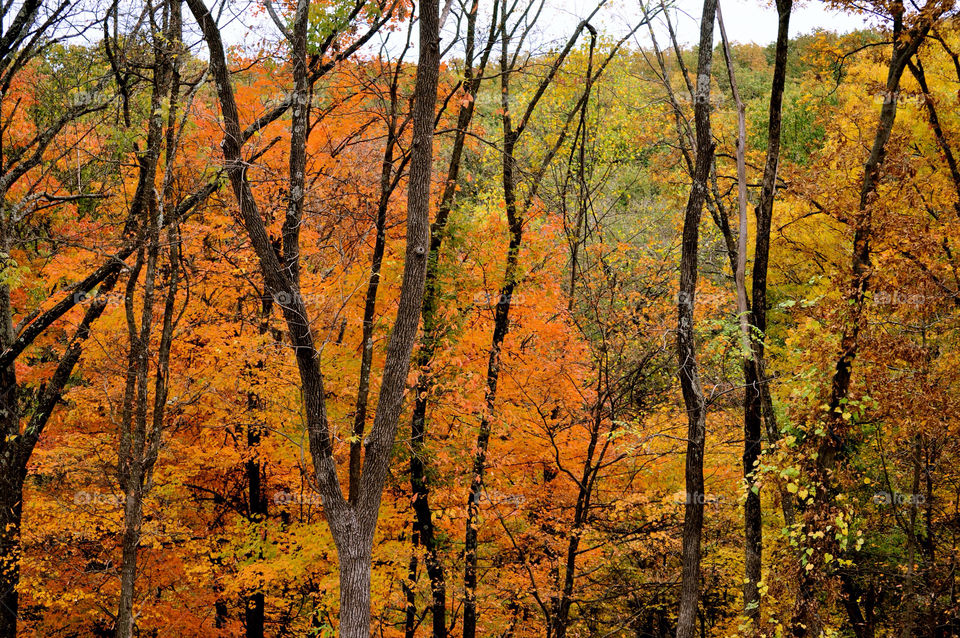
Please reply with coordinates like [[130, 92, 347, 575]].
[[674, 1, 716, 636], [792, 4, 946, 634], [114, 2, 185, 632], [716, 3, 764, 623], [461, 33, 523, 627], [244, 297, 271, 638], [0, 284, 23, 638], [461, 9, 602, 634], [901, 436, 922, 638], [748, 0, 794, 540], [349, 77, 403, 505], [407, 6, 497, 633], [116, 485, 146, 638], [185, 0, 437, 634], [339, 543, 374, 638]]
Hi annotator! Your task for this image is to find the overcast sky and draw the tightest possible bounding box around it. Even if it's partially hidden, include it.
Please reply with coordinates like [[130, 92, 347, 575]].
[[210, 0, 878, 58], [629, 0, 875, 45], [502, 0, 878, 48]]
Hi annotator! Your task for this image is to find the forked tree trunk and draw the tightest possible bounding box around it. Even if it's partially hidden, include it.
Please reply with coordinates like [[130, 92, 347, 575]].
[[184, 0, 439, 634]]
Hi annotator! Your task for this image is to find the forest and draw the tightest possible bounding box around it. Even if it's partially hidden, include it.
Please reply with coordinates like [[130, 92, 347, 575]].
[[0, 0, 958, 635]]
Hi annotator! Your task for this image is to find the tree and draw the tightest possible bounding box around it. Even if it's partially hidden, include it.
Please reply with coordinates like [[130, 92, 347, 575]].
[[184, 0, 439, 634], [790, 2, 953, 634], [406, 1, 498, 635], [113, 0, 190, 633], [459, 3, 614, 634], [673, 0, 716, 635]]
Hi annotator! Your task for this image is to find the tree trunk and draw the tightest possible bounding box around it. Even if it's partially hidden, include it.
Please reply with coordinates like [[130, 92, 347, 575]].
[[793, 5, 946, 633], [338, 543, 374, 638], [748, 0, 794, 541], [462, 21, 524, 628], [115, 484, 145, 637], [0, 459, 24, 638], [716, 4, 765, 620], [186, 0, 439, 633], [407, 4, 495, 635], [245, 389, 267, 638], [674, 0, 716, 636]]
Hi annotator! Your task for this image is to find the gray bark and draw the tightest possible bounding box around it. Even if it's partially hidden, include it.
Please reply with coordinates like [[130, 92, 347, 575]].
[[184, 0, 438, 633], [674, 0, 716, 636]]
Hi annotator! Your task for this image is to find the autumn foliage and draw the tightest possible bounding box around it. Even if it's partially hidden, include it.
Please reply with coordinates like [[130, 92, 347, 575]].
[[2, 0, 960, 636]]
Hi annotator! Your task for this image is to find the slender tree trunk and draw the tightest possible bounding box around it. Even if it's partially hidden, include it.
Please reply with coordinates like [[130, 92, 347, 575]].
[[463, 17, 524, 630], [349, 126, 396, 504], [674, 1, 716, 636], [245, 296, 269, 637], [407, 4, 496, 635], [403, 533, 419, 638], [549, 403, 603, 638], [114, 3, 181, 628], [245, 376, 268, 638], [459, 7, 609, 635], [716, 5, 764, 620], [748, 0, 794, 543], [793, 5, 944, 633], [116, 483, 145, 638], [901, 436, 923, 638], [0, 281, 22, 638]]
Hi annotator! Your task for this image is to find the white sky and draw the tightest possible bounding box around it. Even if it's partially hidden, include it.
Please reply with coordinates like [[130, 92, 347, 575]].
[[639, 0, 875, 45], [504, 0, 877, 49], [209, 0, 877, 57]]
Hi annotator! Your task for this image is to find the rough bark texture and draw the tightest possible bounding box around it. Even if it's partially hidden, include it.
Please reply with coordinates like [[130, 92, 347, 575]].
[[406, 3, 497, 635], [674, 0, 716, 636], [185, 0, 437, 634]]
